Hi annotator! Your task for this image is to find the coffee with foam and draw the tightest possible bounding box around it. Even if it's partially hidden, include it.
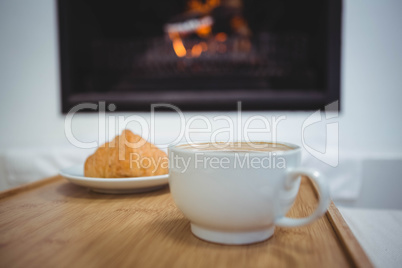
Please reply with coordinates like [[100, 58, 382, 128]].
[[177, 142, 293, 153]]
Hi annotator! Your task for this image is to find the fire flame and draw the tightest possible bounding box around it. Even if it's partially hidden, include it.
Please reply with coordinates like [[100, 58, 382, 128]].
[[215, 32, 227, 42], [187, 0, 220, 13], [167, 0, 244, 58], [191, 43, 203, 57], [172, 38, 187, 58], [195, 25, 212, 38]]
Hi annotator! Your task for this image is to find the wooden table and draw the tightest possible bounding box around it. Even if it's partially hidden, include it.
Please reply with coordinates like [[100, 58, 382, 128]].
[[0, 176, 372, 268]]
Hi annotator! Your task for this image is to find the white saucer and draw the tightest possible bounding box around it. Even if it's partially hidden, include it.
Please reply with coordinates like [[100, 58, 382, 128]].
[[59, 165, 169, 194]]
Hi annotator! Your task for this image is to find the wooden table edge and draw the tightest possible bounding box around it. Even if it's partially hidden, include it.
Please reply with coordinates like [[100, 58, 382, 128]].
[[0, 175, 374, 267], [326, 203, 374, 268], [0, 176, 61, 200], [307, 178, 374, 268]]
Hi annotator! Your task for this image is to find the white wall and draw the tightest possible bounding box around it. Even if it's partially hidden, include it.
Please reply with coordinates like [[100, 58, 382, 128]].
[[0, 0, 402, 200], [1, 0, 401, 153]]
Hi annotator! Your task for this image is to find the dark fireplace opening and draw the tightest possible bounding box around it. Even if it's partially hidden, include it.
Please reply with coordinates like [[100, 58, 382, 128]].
[[58, 0, 341, 112]]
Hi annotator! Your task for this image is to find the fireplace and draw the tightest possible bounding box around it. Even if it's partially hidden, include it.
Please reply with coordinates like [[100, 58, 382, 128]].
[[58, 0, 341, 112]]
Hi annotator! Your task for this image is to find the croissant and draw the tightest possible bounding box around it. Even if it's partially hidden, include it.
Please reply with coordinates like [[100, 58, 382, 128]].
[[84, 130, 168, 178]]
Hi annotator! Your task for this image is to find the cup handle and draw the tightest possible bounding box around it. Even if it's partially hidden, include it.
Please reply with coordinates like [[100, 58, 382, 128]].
[[275, 167, 331, 227]]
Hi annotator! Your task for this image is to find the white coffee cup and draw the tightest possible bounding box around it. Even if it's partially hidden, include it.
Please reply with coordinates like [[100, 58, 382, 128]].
[[168, 142, 330, 245]]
